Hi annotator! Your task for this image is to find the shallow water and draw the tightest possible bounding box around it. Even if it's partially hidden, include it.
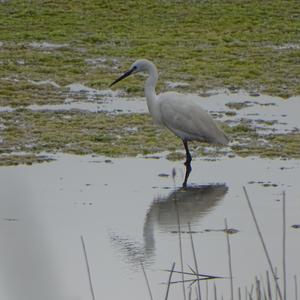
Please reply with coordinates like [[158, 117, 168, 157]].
[[3, 88, 299, 135], [0, 154, 299, 300], [27, 98, 147, 114], [198, 91, 300, 134]]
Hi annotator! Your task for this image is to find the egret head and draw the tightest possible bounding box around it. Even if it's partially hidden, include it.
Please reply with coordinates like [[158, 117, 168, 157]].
[[110, 59, 154, 87]]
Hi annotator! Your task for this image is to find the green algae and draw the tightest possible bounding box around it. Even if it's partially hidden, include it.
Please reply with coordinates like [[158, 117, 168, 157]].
[[0, 0, 299, 165], [0, 109, 299, 165], [0, 0, 300, 107], [226, 102, 251, 110], [0, 110, 179, 159], [0, 154, 54, 166]]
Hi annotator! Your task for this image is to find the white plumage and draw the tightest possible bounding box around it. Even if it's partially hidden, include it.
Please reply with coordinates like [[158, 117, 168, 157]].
[[110, 59, 229, 186], [157, 92, 228, 144]]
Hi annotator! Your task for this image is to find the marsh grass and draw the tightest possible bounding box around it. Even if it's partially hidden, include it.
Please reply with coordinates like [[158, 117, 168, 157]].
[[1, 1, 299, 98], [0, 0, 300, 164], [1, 108, 300, 165]]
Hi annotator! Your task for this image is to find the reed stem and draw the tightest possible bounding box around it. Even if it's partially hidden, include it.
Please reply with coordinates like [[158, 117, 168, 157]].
[[165, 262, 176, 300], [282, 191, 286, 300], [225, 218, 234, 300], [243, 187, 283, 300], [188, 222, 202, 300], [80, 235, 96, 300], [141, 261, 153, 300]]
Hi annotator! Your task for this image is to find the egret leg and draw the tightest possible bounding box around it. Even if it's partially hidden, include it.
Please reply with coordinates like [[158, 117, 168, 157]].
[[183, 140, 192, 165], [182, 163, 192, 188], [182, 140, 192, 188]]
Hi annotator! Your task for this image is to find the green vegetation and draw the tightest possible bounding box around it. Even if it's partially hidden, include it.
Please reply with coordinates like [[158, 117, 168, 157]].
[[0, 109, 299, 165], [1, 0, 300, 100], [0, 0, 299, 164]]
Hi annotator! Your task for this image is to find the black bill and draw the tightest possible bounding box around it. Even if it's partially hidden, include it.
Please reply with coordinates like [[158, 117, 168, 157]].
[[110, 67, 135, 87]]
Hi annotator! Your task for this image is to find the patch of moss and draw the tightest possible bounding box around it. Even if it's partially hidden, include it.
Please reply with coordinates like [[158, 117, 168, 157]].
[[1, 109, 299, 165], [0, 110, 179, 158], [226, 102, 251, 110], [166, 151, 185, 161], [0, 0, 300, 164], [0, 154, 54, 166], [224, 123, 255, 135], [0, 0, 299, 108], [225, 111, 237, 116]]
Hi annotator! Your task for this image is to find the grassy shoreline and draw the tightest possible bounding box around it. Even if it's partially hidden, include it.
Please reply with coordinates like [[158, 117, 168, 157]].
[[0, 108, 299, 166], [0, 0, 299, 165], [1, 0, 299, 98]]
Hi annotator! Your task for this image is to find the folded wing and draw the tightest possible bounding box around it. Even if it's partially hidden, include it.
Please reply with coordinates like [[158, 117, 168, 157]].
[[158, 92, 228, 145]]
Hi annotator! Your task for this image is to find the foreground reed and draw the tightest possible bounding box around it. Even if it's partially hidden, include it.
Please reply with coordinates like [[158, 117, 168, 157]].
[[153, 186, 298, 300]]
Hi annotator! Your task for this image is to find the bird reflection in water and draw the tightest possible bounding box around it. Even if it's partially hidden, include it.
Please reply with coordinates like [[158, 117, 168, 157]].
[[110, 184, 228, 269]]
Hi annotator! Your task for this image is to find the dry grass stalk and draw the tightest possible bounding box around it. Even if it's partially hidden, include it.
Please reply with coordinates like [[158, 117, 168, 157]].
[[275, 267, 278, 300], [214, 283, 218, 300], [175, 199, 187, 300], [255, 277, 261, 300], [266, 271, 272, 300], [206, 280, 209, 300], [188, 222, 202, 300], [243, 187, 283, 300], [140, 261, 154, 300], [295, 275, 298, 300], [165, 262, 176, 300], [225, 218, 234, 300], [188, 286, 192, 300], [164, 269, 222, 279], [282, 191, 286, 300], [80, 235, 96, 300], [259, 274, 267, 300]]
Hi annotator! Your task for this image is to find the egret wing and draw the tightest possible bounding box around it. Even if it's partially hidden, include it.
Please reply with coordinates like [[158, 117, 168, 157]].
[[158, 93, 228, 145]]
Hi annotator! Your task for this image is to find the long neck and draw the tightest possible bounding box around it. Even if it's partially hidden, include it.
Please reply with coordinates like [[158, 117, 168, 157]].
[[144, 63, 158, 117]]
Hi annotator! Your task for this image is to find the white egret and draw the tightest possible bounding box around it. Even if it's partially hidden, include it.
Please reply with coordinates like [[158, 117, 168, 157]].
[[110, 59, 229, 187]]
